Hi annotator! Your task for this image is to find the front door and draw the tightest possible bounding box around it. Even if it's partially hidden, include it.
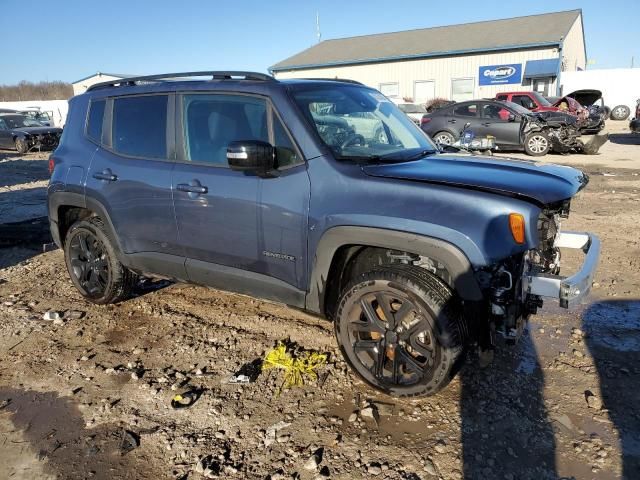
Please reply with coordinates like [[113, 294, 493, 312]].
[[477, 103, 521, 147], [172, 93, 310, 304], [84, 94, 183, 277]]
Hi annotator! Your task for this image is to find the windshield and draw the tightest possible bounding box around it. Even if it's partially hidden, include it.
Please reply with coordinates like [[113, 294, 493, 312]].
[[1, 115, 44, 128], [398, 103, 427, 114], [530, 92, 552, 107], [290, 84, 437, 161]]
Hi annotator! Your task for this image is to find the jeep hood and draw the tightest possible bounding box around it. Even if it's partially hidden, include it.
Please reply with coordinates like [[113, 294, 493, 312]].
[[362, 154, 588, 205]]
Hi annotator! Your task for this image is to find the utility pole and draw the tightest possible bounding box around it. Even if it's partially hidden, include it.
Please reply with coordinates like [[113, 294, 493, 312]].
[[316, 12, 321, 43]]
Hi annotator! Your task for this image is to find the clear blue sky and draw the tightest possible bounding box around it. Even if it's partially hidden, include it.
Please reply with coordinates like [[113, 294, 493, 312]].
[[0, 0, 637, 84]]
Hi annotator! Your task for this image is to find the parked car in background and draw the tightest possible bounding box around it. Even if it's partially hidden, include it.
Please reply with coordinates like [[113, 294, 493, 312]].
[[395, 102, 428, 125], [421, 99, 605, 156], [630, 99, 640, 133], [48, 71, 600, 397], [0, 113, 62, 153], [561, 68, 640, 121], [496, 90, 605, 134], [19, 108, 54, 126], [495, 91, 557, 113]]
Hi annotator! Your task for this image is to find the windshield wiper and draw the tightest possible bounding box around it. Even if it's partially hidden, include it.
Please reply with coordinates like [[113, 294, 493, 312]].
[[402, 149, 437, 161]]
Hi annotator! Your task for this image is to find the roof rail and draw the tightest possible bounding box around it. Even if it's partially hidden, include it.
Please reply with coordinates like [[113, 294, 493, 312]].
[[301, 78, 364, 85], [86, 71, 275, 92]]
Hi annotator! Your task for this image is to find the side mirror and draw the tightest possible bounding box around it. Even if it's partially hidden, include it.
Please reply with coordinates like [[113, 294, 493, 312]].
[[508, 113, 516, 122], [227, 140, 275, 177]]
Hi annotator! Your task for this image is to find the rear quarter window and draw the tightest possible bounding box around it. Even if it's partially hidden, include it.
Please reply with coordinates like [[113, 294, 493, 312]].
[[112, 95, 167, 158], [86, 99, 106, 143]]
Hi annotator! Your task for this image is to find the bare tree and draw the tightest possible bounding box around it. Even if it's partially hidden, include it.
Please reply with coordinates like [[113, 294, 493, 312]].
[[0, 81, 73, 101]]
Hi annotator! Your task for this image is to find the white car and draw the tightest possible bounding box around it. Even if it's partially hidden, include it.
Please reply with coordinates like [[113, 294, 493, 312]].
[[389, 98, 427, 125]]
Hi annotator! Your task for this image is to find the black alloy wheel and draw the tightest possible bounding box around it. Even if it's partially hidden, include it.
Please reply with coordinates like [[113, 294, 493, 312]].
[[68, 230, 110, 299], [64, 217, 137, 304], [335, 265, 464, 397]]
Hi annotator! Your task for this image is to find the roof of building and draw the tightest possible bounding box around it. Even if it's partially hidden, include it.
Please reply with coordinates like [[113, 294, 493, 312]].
[[271, 9, 582, 72], [72, 72, 137, 84]]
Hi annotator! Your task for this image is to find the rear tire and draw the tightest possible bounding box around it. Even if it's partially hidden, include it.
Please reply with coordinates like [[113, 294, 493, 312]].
[[334, 264, 465, 397], [610, 105, 630, 121], [15, 138, 28, 154], [524, 132, 550, 156], [64, 217, 137, 304]]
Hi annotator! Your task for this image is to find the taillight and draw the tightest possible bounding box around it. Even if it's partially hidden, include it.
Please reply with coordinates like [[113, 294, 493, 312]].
[[420, 116, 431, 126], [48, 155, 56, 175]]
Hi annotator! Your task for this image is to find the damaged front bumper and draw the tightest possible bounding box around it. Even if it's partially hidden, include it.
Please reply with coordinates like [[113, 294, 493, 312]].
[[525, 232, 600, 308]]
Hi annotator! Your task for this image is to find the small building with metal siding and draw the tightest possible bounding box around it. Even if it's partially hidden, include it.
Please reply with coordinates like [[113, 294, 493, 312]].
[[271, 10, 586, 103]]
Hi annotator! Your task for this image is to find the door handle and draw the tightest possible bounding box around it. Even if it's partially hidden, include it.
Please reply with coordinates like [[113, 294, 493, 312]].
[[177, 183, 208, 194], [448, 119, 457, 124], [93, 169, 117, 182]]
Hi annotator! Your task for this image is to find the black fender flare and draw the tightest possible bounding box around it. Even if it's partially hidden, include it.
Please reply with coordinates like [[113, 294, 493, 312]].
[[306, 226, 483, 315], [48, 192, 125, 261]]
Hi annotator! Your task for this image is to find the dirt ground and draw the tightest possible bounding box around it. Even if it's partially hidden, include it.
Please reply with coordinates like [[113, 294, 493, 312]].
[[0, 123, 639, 480]]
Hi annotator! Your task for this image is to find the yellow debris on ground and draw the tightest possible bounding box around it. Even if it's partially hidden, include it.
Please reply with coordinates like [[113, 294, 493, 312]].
[[262, 343, 327, 395]]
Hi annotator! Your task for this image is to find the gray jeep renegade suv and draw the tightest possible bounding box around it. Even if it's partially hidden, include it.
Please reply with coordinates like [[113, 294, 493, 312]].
[[48, 71, 599, 397]]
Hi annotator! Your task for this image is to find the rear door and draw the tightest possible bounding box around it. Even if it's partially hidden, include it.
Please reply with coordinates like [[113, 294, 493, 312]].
[[478, 103, 521, 147], [450, 102, 482, 136], [84, 93, 184, 277]]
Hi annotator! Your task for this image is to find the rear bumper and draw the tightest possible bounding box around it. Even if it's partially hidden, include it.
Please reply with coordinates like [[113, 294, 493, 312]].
[[526, 231, 600, 308]]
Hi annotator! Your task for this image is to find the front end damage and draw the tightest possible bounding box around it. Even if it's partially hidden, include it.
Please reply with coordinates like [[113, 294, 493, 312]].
[[474, 198, 600, 349], [22, 131, 61, 151], [523, 112, 608, 155]]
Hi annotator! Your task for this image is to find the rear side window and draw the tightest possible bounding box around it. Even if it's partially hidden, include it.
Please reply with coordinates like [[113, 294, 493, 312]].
[[112, 95, 167, 158], [453, 104, 478, 117], [182, 94, 268, 165], [495, 94, 507, 101], [86, 99, 105, 143]]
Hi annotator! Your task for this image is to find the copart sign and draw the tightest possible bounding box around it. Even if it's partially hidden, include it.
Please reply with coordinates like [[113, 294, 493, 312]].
[[478, 64, 522, 85]]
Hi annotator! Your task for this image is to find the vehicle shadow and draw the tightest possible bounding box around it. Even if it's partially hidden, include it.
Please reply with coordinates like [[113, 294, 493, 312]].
[[460, 330, 558, 479], [582, 300, 640, 479], [0, 157, 51, 188], [0, 217, 51, 269], [607, 133, 640, 146]]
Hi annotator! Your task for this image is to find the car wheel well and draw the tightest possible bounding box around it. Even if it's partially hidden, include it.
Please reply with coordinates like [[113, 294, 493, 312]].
[[57, 206, 94, 243], [323, 245, 453, 319]]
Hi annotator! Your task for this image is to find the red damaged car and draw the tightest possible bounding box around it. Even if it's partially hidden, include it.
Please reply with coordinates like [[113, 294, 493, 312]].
[[496, 90, 605, 134]]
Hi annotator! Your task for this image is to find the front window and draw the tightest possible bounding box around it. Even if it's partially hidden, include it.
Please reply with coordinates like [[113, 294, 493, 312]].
[[291, 84, 437, 161], [1, 115, 43, 128]]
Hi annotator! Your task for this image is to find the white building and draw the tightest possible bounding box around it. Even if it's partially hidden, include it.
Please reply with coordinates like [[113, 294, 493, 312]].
[[72, 72, 135, 96], [270, 10, 586, 103]]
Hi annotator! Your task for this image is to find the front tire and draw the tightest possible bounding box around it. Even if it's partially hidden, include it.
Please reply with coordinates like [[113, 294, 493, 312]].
[[334, 265, 465, 397], [15, 138, 28, 154], [64, 217, 137, 304], [524, 132, 550, 156]]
